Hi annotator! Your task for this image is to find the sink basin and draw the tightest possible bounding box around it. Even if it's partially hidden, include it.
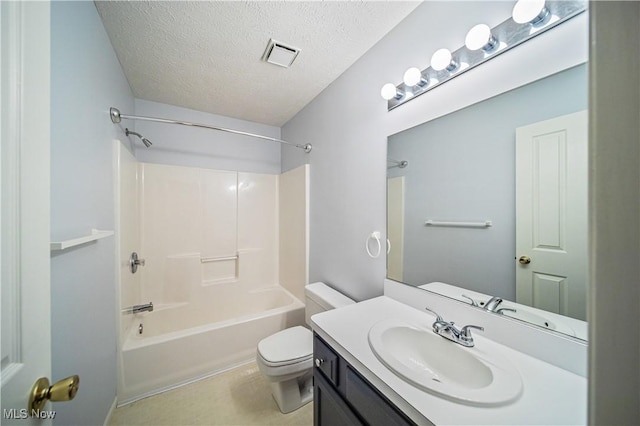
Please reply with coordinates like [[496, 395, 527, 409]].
[[368, 319, 522, 406]]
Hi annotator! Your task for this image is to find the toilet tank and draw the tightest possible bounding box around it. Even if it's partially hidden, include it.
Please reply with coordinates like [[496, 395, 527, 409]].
[[305, 282, 355, 325]]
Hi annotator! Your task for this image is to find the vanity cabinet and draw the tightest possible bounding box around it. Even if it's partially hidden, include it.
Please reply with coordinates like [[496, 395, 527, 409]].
[[313, 333, 417, 426]]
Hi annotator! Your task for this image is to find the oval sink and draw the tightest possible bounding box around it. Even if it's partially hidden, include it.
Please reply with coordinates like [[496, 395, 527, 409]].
[[368, 319, 523, 406]]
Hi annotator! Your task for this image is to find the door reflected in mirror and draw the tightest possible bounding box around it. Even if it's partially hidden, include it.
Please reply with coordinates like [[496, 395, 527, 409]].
[[387, 64, 588, 340]]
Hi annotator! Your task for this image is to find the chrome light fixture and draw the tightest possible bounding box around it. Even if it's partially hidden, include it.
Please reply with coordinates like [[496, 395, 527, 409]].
[[465, 24, 498, 52], [512, 0, 550, 25], [381, 0, 586, 109], [430, 48, 458, 72], [381, 83, 404, 100], [403, 67, 429, 87]]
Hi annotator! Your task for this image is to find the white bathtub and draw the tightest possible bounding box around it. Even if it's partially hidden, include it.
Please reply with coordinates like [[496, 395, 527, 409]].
[[117, 286, 305, 405]]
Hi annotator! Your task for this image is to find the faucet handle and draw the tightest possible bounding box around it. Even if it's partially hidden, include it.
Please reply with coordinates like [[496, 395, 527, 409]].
[[460, 324, 484, 339], [496, 307, 517, 315], [461, 294, 479, 307], [130, 252, 146, 274], [424, 306, 444, 322]]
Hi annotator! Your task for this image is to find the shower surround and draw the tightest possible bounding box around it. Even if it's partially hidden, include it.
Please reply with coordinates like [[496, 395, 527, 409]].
[[114, 143, 309, 404]]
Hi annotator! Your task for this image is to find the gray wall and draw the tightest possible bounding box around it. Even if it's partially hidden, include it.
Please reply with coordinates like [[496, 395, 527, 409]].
[[51, 2, 134, 424], [134, 99, 281, 174], [282, 1, 588, 301], [388, 65, 587, 299]]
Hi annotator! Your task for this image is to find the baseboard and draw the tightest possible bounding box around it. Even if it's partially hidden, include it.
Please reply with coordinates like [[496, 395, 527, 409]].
[[103, 396, 117, 426], [116, 358, 255, 407]]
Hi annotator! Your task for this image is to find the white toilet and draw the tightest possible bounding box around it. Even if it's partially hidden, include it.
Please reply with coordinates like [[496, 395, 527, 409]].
[[256, 282, 355, 413]]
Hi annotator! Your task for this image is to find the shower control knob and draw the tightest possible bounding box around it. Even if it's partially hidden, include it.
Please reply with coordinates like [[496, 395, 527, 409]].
[[315, 358, 324, 368], [130, 252, 146, 274]]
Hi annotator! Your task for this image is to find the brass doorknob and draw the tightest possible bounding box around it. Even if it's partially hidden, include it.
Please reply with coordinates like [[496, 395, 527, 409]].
[[518, 256, 532, 265], [29, 375, 79, 413]]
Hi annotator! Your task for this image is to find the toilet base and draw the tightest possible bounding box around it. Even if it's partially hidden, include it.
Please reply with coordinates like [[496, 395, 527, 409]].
[[269, 370, 313, 414]]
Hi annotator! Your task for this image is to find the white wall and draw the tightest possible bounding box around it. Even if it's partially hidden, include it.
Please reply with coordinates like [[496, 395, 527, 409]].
[[282, 2, 588, 301], [50, 2, 134, 424], [133, 99, 282, 174], [388, 65, 587, 299]]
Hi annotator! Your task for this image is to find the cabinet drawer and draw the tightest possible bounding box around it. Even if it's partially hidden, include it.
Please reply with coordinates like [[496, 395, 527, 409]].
[[314, 335, 339, 386]]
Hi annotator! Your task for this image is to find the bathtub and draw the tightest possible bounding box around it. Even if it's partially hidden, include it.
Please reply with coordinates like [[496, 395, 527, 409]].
[[117, 286, 305, 405]]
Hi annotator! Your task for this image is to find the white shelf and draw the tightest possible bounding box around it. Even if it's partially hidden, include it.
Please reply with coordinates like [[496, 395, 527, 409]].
[[50, 229, 114, 251]]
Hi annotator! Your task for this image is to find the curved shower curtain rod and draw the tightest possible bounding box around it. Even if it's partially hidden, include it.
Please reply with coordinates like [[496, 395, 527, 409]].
[[109, 107, 312, 153]]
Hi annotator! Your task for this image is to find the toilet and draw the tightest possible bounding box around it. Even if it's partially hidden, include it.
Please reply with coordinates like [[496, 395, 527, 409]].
[[256, 282, 355, 413]]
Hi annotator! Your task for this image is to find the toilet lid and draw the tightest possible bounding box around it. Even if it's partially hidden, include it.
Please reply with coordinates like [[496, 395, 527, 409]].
[[258, 326, 312, 366]]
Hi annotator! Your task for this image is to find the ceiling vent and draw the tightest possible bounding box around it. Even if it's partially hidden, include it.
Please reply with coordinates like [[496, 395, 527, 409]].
[[262, 39, 300, 68]]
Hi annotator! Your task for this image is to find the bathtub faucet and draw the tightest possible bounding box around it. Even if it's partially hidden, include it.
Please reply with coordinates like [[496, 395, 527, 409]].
[[126, 302, 154, 314]]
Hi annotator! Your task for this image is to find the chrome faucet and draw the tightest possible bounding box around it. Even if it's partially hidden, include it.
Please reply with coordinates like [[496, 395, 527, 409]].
[[124, 302, 154, 314], [133, 302, 153, 314], [484, 296, 503, 311], [483, 297, 516, 315], [424, 307, 484, 347]]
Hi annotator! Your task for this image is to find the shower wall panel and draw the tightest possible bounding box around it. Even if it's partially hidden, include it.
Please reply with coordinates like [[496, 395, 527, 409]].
[[138, 163, 282, 306], [139, 163, 238, 305], [115, 142, 141, 338], [237, 172, 279, 289], [279, 164, 309, 301], [116, 161, 309, 402]]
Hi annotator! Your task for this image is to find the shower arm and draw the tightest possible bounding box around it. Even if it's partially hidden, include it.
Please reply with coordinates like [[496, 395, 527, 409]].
[[110, 107, 312, 153], [125, 129, 143, 139], [387, 158, 408, 169]]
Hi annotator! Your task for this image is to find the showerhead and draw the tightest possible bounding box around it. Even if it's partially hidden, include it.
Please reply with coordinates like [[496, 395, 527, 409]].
[[125, 128, 152, 147], [387, 158, 408, 169]]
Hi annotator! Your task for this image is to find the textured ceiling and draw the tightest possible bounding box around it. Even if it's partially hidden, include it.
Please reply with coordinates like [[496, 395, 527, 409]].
[[95, 1, 421, 126]]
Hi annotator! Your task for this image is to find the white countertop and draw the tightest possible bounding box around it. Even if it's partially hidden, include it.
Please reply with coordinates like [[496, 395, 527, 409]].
[[311, 296, 587, 426]]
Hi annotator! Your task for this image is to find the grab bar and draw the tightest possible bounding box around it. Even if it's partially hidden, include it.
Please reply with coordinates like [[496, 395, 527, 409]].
[[425, 220, 492, 228], [201, 254, 238, 263]]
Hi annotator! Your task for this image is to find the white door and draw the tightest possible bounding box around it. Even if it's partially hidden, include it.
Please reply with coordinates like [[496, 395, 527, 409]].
[[1, 2, 54, 423], [387, 176, 404, 282], [515, 110, 588, 321]]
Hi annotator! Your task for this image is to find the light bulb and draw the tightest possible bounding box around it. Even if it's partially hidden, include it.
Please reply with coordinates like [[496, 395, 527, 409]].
[[431, 48, 457, 72], [381, 83, 401, 101], [403, 67, 427, 87], [465, 24, 498, 52], [512, 0, 549, 25]]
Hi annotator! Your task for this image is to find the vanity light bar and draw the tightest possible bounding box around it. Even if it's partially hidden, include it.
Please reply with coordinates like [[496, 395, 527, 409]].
[[384, 0, 586, 111]]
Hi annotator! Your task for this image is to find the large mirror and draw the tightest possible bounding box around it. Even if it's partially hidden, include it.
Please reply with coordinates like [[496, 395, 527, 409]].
[[387, 64, 588, 340]]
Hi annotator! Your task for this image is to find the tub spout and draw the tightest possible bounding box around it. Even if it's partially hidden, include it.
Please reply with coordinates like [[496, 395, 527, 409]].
[[133, 302, 153, 314], [125, 302, 153, 314]]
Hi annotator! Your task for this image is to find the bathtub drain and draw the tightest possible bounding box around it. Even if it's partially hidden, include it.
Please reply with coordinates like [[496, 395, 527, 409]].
[[138, 323, 143, 335]]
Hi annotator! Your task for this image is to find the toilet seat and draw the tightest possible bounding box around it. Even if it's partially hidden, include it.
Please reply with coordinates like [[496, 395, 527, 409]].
[[257, 326, 312, 367]]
